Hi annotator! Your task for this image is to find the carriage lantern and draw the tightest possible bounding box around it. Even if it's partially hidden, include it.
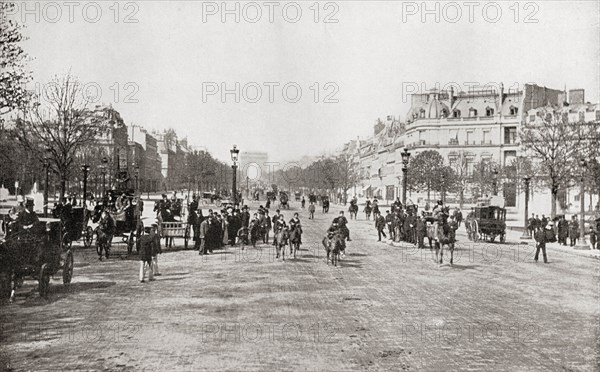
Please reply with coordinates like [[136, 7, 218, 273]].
[[401, 148, 411, 205], [230, 145, 240, 205]]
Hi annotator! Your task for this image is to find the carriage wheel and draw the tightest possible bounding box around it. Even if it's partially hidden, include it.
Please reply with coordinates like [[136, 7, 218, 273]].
[[500, 234, 506, 243], [490, 235, 496, 242], [0, 272, 12, 299], [62, 233, 72, 250], [38, 264, 51, 297], [215, 200, 222, 207], [83, 226, 94, 248], [62, 250, 74, 284]]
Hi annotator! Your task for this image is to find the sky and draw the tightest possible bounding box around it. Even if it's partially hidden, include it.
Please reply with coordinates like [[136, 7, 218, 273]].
[[15, 0, 600, 163]]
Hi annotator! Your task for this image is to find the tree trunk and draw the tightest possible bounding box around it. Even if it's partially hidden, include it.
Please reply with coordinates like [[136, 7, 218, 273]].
[[427, 184, 431, 203], [459, 190, 464, 209], [551, 186, 558, 219], [60, 177, 66, 200]]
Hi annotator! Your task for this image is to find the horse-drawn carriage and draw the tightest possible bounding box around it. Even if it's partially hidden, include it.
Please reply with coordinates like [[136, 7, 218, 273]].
[[0, 218, 74, 299], [465, 200, 506, 243], [278, 192, 289, 209], [200, 192, 223, 207], [87, 190, 142, 255], [294, 192, 301, 201], [60, 206, 86, 249]]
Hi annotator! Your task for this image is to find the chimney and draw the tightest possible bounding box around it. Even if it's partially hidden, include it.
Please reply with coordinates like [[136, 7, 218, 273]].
[[569, 89, 585, 105]]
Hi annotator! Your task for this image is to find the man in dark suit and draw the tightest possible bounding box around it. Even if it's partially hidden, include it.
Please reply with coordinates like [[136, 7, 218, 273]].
[[375, 212, 386, 241]]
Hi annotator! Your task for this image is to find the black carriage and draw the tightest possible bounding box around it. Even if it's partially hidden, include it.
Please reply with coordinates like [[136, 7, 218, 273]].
[[200, 192, 222, 207], [90, 190, 142, 255], [0, 218, 74, 298], [60, 206, 86, 249], [308, 193, 317, 204], [466, 205, 506, 243]]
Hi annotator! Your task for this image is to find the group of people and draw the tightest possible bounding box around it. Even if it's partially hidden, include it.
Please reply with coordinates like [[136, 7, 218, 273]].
[[529, 213, 599, 250], [371, 199, 459, 246]]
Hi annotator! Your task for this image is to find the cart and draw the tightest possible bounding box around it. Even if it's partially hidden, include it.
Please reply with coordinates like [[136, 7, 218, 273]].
[[158, 220, 190, 249], [0, 218, 74, 298]]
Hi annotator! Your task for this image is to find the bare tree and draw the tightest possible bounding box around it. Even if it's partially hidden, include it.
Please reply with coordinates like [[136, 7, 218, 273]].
[[520, 110, 581, 218], [14, 74, 110, 198]]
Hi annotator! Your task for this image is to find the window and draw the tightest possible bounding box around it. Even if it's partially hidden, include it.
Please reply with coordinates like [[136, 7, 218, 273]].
[[529, 115, 536, 122], [419, 109, 425, 118], [509, 106, 518, 115], [596, 110, 600, 121], [466, 130, 473, 144], [453, 109, 461, 118], [579, 111, 585, 122], [486, 107, 494, 117], [482, 130, 490, 144], [469, 108, 478, 117], [504, 127, 517, 144], [441, 109, 449, 118]]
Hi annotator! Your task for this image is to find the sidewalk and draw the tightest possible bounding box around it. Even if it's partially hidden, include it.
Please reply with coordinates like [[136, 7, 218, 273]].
[[505, 228, 600, 259]]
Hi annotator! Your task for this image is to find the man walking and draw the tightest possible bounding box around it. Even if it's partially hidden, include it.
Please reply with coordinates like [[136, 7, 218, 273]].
[[308, 202, 316, 219], [534, 221, 555, 263], [375, 212, 386, 242], [569, 215, 579, 246]]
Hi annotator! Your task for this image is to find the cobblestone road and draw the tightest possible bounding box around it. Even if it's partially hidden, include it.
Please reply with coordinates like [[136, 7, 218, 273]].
[[1, 202, 598, 371]]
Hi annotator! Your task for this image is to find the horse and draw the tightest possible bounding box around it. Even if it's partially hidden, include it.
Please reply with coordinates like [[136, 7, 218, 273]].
[[322, 232, 344, 267], [364, 205, 372, 220], [288, 225, 302, 259], [247, 221, 261, 248], [434, 220, 457, 264], [349, 202, 358, 220], [274, 227, 289, 260]]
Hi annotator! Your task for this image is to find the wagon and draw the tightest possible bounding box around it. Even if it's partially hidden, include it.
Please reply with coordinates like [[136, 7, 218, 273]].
[[466, 205, 507, 243], [0, 218, 74, 298], [158, 220, 190, 249]]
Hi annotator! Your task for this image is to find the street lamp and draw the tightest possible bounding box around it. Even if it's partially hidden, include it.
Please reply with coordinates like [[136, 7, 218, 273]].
[[492, 166, 499, 196], [441, 172, 446, 204], [101, 157, 108, 197], [81, 164, 90, 204], [577, 159, 587, 248], [520, 176, 531, 240], [134, 164, 140, 195], [230, 145, 240, 205], [401, 148, 411, 205]]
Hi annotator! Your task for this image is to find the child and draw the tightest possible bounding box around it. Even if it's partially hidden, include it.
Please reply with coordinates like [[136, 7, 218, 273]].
[[138, 226, 155, 282]]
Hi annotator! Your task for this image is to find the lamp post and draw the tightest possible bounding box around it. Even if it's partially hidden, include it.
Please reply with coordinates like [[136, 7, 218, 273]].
[[81, 164, 90, 204], [520, 176, 531, 239], [401, 148, 411, 205], [441, 172, 446, 204], [134, 165, 140, 195], [246, 176, 250, 198], [577, 159, 587, 248], [492, 166, 499, 196], [230, 145, 240, 205], [101, 157, 108, 197]]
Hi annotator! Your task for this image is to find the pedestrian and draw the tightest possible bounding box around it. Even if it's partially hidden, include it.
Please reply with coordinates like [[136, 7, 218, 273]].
[[150, 223, 162, 276], [375, 212, 386, 241], [138, 226, 156, 282], [589, 221, 597, 250], [308, 202, 315, 219], [534, 221, 555, 263], [198, 216, 209, 255], [373, 199, 380, 216], [557, 215, 568, 245], [385, 211, 394, 241], [416, 215, 426, 248], [301, 196, 306, 209], [569, 215, 579, 246], [528, 213, 536, 237]]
